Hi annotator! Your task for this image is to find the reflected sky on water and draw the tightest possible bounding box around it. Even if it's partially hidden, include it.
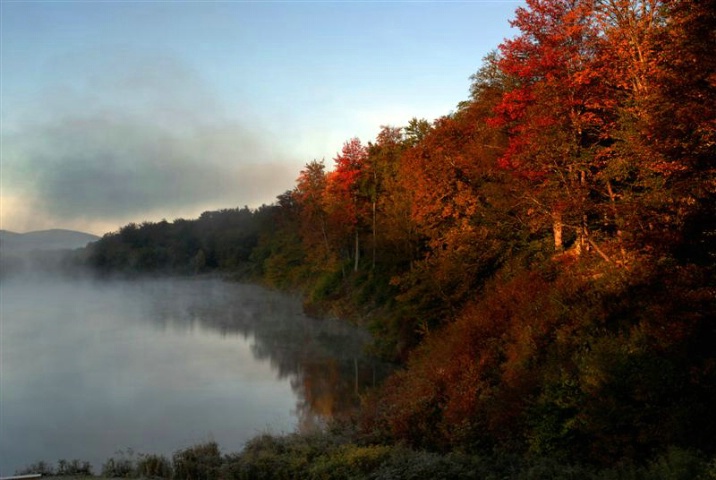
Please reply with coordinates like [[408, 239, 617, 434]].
[[0, 277, 383, 475]]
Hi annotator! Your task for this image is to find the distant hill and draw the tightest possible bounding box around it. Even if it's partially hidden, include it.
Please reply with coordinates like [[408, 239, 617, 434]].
[[0, 229, 100, 253]]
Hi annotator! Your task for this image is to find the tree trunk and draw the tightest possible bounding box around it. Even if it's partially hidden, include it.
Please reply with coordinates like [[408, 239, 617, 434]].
[[320, 217, 330, 259], [606, 180, 628, 264], [372, 200, 377, 270], [575, 214, 590, 256], [552, 209, 564, 253], [354, 230, 360, 272]]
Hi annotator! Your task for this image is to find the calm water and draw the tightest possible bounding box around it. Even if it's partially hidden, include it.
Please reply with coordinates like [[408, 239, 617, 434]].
[[0, 277, 381, 475]]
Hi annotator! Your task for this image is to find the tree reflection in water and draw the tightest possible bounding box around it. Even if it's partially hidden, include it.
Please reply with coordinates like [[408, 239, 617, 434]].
[[139, 278, 389, 431]]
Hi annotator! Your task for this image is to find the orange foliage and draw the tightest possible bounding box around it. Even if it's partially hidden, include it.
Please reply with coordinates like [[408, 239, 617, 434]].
[[377, 269, 578, 450]]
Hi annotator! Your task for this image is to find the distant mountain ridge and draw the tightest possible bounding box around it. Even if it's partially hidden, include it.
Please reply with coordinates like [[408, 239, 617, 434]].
[[0, 229, 100, 252]]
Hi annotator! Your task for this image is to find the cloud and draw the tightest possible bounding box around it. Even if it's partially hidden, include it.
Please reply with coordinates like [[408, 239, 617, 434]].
[[1, 52, 297, 234]]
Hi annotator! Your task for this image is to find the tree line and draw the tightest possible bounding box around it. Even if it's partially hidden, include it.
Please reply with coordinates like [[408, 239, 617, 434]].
[[86, 0, 715, 465]]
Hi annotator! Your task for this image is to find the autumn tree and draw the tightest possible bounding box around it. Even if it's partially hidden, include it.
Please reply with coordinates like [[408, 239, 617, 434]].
[[364, 126, 411, 270], [385, 64, 510, 353], [403, 117, 432, 147], [585, 0, 667, 260], [650, 0, 715, 168], [251, 192, 307, 287], [638, 0, 715, 259], [589, 0, 715, 260], [294, 159, 333, 269], [493, 0, 616, 257], [324, 138, 369, 273]]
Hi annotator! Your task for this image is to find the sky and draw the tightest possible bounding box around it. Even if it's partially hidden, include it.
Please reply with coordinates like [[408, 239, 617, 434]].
[[1, 0, 522, 236]]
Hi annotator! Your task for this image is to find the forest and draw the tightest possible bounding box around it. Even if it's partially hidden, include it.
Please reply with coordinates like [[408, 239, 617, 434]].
[[84, 0, 715, 471]]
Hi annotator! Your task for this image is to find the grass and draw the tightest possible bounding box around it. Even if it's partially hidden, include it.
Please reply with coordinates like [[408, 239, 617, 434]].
[[15, 437, 716, 480]]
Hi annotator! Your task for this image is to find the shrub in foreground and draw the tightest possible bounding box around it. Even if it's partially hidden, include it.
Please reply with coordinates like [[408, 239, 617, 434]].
[[137, 453, 172, 479], [14, 435, 716, 479], [172, 441, 222, 480]]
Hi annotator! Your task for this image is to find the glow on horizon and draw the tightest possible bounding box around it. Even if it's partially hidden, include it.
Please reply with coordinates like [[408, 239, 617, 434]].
[[1, 1, 522, 236]]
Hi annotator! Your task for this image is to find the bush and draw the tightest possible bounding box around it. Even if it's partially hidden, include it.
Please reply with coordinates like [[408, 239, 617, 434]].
[[222, 435, 296, 480], [308, 444, 392, 479], [309, 268, 345, 304], [221, 433, 345, 480], [368, 449, 504, 480], [56, 458, 94, 477], [101, 454, 136, 478], [643, 447, 708, 480], [172, 441, 222, 480], [706, 457, 716, 480], [517, 457, 597, 480], [136, 453, 172, 479]]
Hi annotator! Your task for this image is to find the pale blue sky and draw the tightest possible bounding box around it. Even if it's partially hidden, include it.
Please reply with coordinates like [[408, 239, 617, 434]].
[[1, 0, 521, 235]]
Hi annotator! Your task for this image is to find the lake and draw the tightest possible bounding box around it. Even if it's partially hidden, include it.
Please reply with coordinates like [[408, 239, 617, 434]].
[[0, 277, 383, 475]]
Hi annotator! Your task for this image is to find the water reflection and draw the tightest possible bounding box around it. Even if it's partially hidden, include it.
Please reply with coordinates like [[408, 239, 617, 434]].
[[137, 279, 385, 430], [0, 277, 386, 475]]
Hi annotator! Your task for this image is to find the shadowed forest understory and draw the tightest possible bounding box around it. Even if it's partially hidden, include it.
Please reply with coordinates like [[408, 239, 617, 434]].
[[25, 0, 715, 477]]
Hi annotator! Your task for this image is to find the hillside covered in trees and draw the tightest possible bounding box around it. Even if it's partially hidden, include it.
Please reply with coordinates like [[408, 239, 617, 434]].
[[86, 0, 715, 468]]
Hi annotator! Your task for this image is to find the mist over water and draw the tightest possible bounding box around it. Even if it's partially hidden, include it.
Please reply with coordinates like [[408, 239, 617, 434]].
[[0, 277, 380, 475]]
